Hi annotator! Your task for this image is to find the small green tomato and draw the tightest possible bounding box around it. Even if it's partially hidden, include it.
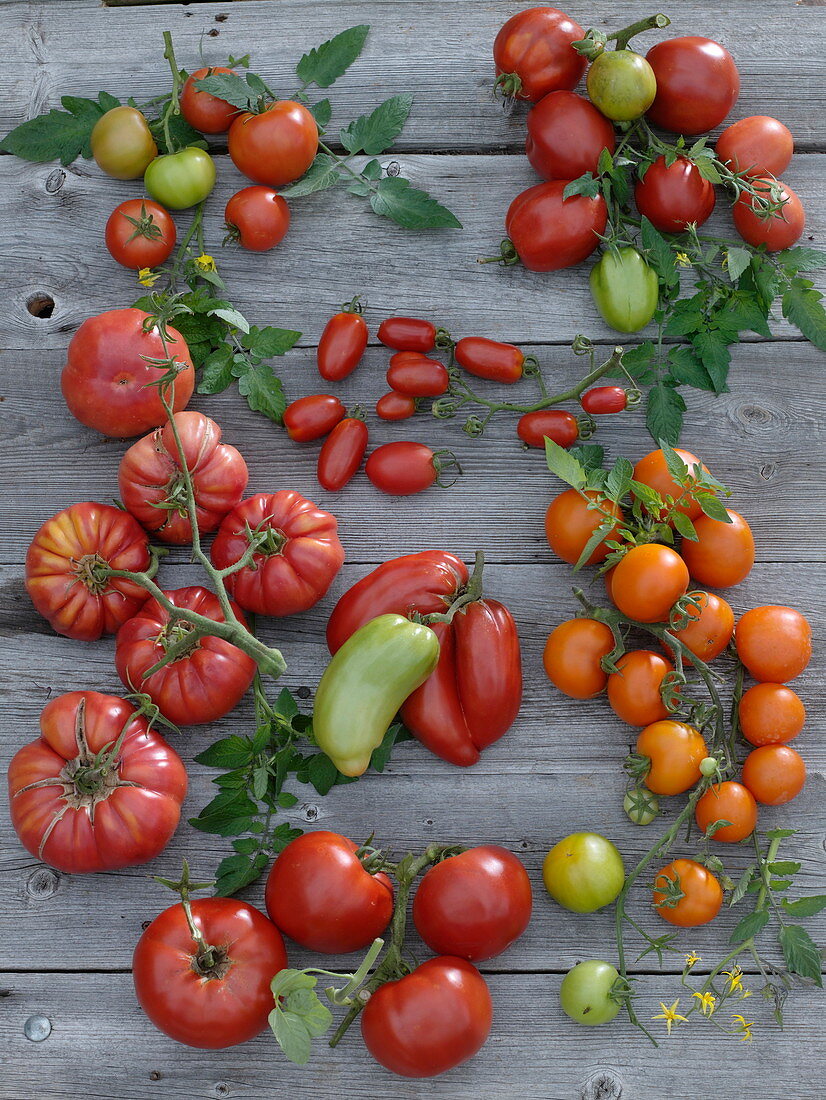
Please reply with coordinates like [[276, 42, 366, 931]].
[[586, 50, 657, 122], [542, 832, 625, 913], [623, 787, 660, 826], [699, 757, 719, 777], [560, 960, 622, 1026]]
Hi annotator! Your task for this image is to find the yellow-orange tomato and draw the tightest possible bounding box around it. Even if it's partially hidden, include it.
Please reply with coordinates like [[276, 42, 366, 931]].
[[735, 605, 811, 683], [545, 489, 624, 566], [695, 782, 758, 842], [741, 744, 806, 805], [543, 618, 615, 699], [670, 591, 734, 661], [636, 720, 706, 795], [739, 683, 806, 746], [610, 544, 689, 623], [607, 650, 673, 727], [632, 447, 707, 521], [680, 509, 754, 588], [653, 859, 723, 927]]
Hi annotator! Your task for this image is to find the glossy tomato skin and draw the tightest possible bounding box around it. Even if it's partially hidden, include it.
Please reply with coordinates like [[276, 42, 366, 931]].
[[735, 606, 811, 683], [716, 116, 794, 178], [526, 91, 616, 180], [733, 177, 805, 251], [105, 199, 176, 270], [653, 859, 723, 927], [739, 683, 806, 746], [118, 411, 248, 544], [387, 353, 449, 396], [283, 394, 346, 442], [62, 308, 194, 438], [633, 447, 706, 522], [581, 386, 628, 415], [741, 744, 806, 805], [518, 409, 579, 449], [671, 591, 735, 662], [607, 650, 673, 727], [543, 832, 625, 913], [695, 781, 757, 842], [361, 957, 493, 1077], [377, 317, 437, 353], [646, 37, 740, 134], [365, 442, 438, 496], [133, 897, 287, 1049], [545, 488, 624, 565], [543, 618, 615, 699], [115, 587, 257, 726], [681, 508, 754, 588], [317, 311, 368, 381], [91, 106, 157, 179], [635, 156, 716, 233], [25, 502, 151, 640], [376, 391, 417, 420], [589, 247, 659, 333], [506, 181, 608, 271], [637, 720, 706, 795], [144, 147, 217, 210], [265, 831, 393, 952], [8, 691, 187, 873], [317, 417, 369, 490], [180, 66, 240, 133], [211, 491, 345, 615], [228, 101, 318, 187], [455, 337, 524, 383], [225, 187, 290, 251], [610, 544, 689, 623], [560, 960, 621, 1025], [493, 7, 586, 102], [413, 846, 532, 961]]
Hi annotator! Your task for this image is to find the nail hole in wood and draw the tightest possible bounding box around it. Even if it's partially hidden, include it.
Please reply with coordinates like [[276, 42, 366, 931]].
[[149, 1071, 162, 1082], [26, 294, 55, 319], [297, 686, 311, 699]]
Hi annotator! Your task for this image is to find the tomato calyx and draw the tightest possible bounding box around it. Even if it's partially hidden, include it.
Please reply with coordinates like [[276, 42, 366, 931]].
[[155, 615, 201, 659], [154, 858, 231, 976], [420, 550, 486, 626], [122, 201, 166, 244], [71, 551, 114, 595]]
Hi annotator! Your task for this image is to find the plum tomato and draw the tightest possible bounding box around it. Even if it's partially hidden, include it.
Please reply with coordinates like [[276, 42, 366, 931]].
[[607, 650, 674, 727], [735, 606, 811, 683], [610, 544, 689, 624], [580, 386, 628, 415], [377, 317, 437, 353], [646, 36, 740, 134], [716, 116, 794, 178], [517, 409, 579, 449], [283, 394, 346, 442], [542, 832, 625, 913], [543, 618, 615, 699], [376, 391, 417, 421], [505, 181, 608, 271], [105, 199, 176, 270], [366, 442, 456, 496], [545, 488, 624, 566], [634, 155, 716, 233], [228, 100, 318, 187], [526, 91, 616, 180], [653, 858, 723, 927], [733, 177, 805, 251], [180, 66, 241, 133], [317, 308, 368, 381], [225, 187, 290, 251], [741, 744, 806, 805], [386, 353, 449, 397], [680, 508, 754, 588], [317, 417, 369, 491], [636, 720, 707, 795], [560, 960, 622, 1026], [695, 781, 757, 842], [670, 591, 735, 662], [739, 683, 806, 746], [493, 7, 586, 102]]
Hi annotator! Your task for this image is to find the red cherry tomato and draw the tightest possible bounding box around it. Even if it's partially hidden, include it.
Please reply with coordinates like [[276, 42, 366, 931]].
[[224, 187, 290, 251], [283, 394, 346, 442], [526, 91, 616, 180], [455, 337, 525, 383], [365, 442, 457, 496], [377, 317, 438, 352], [386, 353, 449, 396], [646, 36, 740, 134], [733, 177, 805, 251], [228, 100, 318, 187], [635, 156, 716, 233], [317, 417, 369, 491], [493, 6, 586, 102], [581, 386, 628, 414], [376, 391, 417, 420], [505, 181, 608, 271], [105, 199, 176, 270], [180, 66, 241, 133], [716, 116, 794, 178], [517, 409, 579, 449], [317, 307, 368, 381]]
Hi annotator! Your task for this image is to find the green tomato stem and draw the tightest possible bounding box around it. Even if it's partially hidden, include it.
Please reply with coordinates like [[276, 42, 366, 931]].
[[610, 13, 671, 52]]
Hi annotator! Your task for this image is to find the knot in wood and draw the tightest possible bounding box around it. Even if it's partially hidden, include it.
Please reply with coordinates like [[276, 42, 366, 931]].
[[25, 867, 60, 900], [760, 461, 778, 481], [581, 1069, 623, 1100], [213, 1084, 231, 1098], [301, 803, 320, 822], [45, 169, 66, 193]]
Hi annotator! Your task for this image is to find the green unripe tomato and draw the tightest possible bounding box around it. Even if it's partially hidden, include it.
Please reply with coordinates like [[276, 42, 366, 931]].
[[144, 147, 217, 210], [560, 960, 622, 1026], [623, 787, 660, 826], [699, 756, 719, 777], [542, 832, 625, 913], [586, 50, 657, 122], [589, 246, 659, 333], [91, 106, 158, 180]]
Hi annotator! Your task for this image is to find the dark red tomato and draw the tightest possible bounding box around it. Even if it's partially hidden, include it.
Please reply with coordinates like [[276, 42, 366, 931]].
[[517, 409, 579, 448], [635, 156, 716, 232], [376, 391, 417, 420], [413, 846, 532, 961], [105, 199, 176, 270], [265, 831, 393, 953], [646, 37, 740, 134], [366, 442, 450, 496], [114, 586, 257, 726], [317, 417, 369, 490], [180, 66, 241, 133], [387, 353, 449, 396], [581, 386, 627, 414], [505, 181, 608, 271], [526, 91, 616, 180], [455, 337, 524, 383], [733, 177, 805, 251], [716, 116, 794, 178], [228, 100, 318, 187], [493, 6, 586, 102], [377, 317, 437, 352], [317, 309, 368, 381], [224, 187, 290, 251], [361, 957, 493, 1077], [133, 896, 287, 1049], [283, 393, 346, 442], [62, 308, 194, 437]]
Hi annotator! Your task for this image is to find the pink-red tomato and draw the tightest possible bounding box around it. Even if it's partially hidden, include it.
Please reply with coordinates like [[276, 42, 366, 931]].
[[733, 177, 805, 251], [225, 186, 290, 251], [635, 155, 716, 232], [716, 116, 794, 178], [493, 7, 587, 102], [526, 91, 616, 180], [646, 36, 740, 134], [180, 66, 241, 133], [228, 100, 318, 187]]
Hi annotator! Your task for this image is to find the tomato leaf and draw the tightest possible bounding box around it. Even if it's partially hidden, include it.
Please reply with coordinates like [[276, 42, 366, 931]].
[[370, 176, 462, 230], [213, 852, 269, 897], [195, 736, 255, 769], [545, 438, 587, 489], [563, 173, 601, 200], [667, 345, 717, 391], [296, 24, 371, 89], [777, 246, 826, 272], [640, 216, 677, 289], [671, 509, 698, 542], [195, 71, 258, 111], [690, 329, 731, 393], [236, 363, 286, 423], [696, 491, 731, 522], [781, 895, 826, 918], [370, 721, 412, 773], [300, 752, 341, 796], [646, 383, 685, 446], [197, 344, 236, 394], [780, 924, 823, 986], [241, 325, 302, 359], [725, 247, 753, 283], [604, 458, 633, 503], [767, 861, 802, 876], [781, 276, 826, 350], [729, 909, 769, 944], [729, 864, 757, 907], [0, 91, 118, 164], [340, 94, 412, 156], [307, 98, 332, 129], [280, 153, 342, 197]]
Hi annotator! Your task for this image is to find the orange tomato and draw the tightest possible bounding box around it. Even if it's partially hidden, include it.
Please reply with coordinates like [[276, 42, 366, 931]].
[[680, 509, 754, 588], [653, 859, 723, 927], [738, 683, 806, 746], [610, 544, 689, 623], [545, 489, 624, 566], [632, 447, 707, 521], [607, 650, 673, 726], [741, 744, 806, 805], [670, 591, 734, 661], [695, 781, 758, 842], [636, 720, 706, 795], [543, 618, 615, 699], [735, 605, 811, 683]]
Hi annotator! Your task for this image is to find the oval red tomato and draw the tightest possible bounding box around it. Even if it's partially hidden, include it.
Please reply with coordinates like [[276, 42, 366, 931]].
[[493, 7, 586, 101], [716, 116, 794, 178], [317, 310, 368, 381], [517, 409, 579, 449], [317, 417, 369, 490], [376, 391, 417, 421], [526, 91, 616, 180], [386, 353, 449, 397], [646, 36, 740, 134], [283, 394, 346, 442], [505, 181, 608, 271], [366, 442, 446, 496]]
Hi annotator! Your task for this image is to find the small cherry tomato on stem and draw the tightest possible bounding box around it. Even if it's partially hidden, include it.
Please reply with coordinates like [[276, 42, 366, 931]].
[[504, 181, 608, 271], [317, 417, 369, 491], [653, 859, 723, 927], [366, 442, 461, 496], [144, 147, 217, 210], [105, 199, 176, 270], [386, 353, 449, 396], [646, 36, 740, 134], [739, 683, 806, 746], [632, 447, 707, 522], [224, 187, 290, 251], [607, 650, 674, 727], [376, 391, 417, 420], [317, 302, 368, 381], [581, 386, 628, 415], [228, 100, 318, 187], [545, 488, 624, 566], [542, 832, 625, 913], [670, 591, 734, 662], [525, 91, 616, 180], [635, 155, 716, 233], [636, 720, 707, 796], [680, 508, 754, 588], [180, 66, 240, 133], [741, 744, 806, 805], [733, 177, 805, 251], [543, 617, 615, 700], [586, 49, 657, 122], [455, 337, 526, 383], [517, 409, 579, 449], [493, 7, 586, 101], [716, 116, 794, 178], [91, 106, 157, 179], [735, 606, 811, 683], [610, 544, 689, 624], [695, 781, 758, 842], [377, 316, 439, 352], [283, 393, 346, 442]]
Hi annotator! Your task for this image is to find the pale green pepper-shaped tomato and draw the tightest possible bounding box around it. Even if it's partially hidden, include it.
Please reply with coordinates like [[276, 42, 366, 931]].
[[589, 247, 659, 333], [313, 613, 440, 777], [91, 106, 158, 180], [144, 147, 217, 210]]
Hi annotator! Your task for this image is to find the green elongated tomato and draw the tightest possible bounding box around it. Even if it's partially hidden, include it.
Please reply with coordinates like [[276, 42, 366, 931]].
[[144, 147, 217, 210], [314, 613, 440, 777], [589, 247, 659, 333]]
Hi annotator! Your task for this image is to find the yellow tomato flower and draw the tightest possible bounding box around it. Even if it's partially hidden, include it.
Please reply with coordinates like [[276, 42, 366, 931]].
[[652, 999, 689, 1036], [723, 966, 744, 994], [137, 267, 161, 287], [684, 951, 701, 970], [675, 251, 692, 267], [732, 1014, 754, 1041], [195, 253, 216, 272], [692, 990, 716, 1017]]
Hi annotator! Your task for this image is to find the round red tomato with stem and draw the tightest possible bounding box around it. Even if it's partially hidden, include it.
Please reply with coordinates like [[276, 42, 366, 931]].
[[635, 156, 716, 233], [543, 618, 615, 699], [387, 353, 449, 396], [8, 691, 187, 873], [739, 683, 806, 746], [636, 720, 707, 795], [180, 66, 241, 133], [653, 859, 723, 927], [376, 391, 417, 421], [105, 199, 176, 270], [518, 409, 579, 449], [118, 411, 248, 544], [366, 442, 461, 496], [680, 508, 754, 588], [493, 7, 586, 102], [377, 317, 441, 353], [733, 177, 805, 251], [607, 650, 674, 727], [61, 308, 194, 438], [318, 303, 368, 381], [317, 417, 369, 491], [526, 91, 616, 180], [670, 591, 735, 662], [361, 956, 492, 1077], [545, 488, 624, 565], [646, 37, 740, 134], [25, 502, 151, 640], [581, 386, 627, 415], [115, 586, 257, 726], [265, 831, 393, 953], [283, 394, 346, 442], [716, 116, 794, 178], [735, 606, 811, 683], [632, 447, 707, 522], [695, 781, 757, 842], [211, 491, 345, 616], [225, 187, 290, 251], [228, 100, 318, 187], [610, 544, 689, 623], [741, 744, 806, 805], [504, 181, 608, 271]]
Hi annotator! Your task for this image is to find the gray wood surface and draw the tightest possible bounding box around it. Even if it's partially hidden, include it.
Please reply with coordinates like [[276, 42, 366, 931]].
[[1, 1, 824, 1098]]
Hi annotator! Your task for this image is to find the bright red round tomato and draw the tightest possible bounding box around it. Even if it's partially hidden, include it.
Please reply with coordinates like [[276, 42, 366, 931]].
[[115, 586, 257, 726], [739, 683, 806, 746], [733, 177, 805, 251], [671, 591, 735, 662], [8, 691, 187, 873], [105, 199, 176, 270], [545, 488, 624, 565], [637, 720, 707, 795], [716, 116, 794, 178], [493, 7, 586, 101], [505, 181, 608, 271], [412, 846, 532, 962], [228, 100, 318, 187], [607, 649, 673, 727], [61, 308, 194, 437], [610, 544, 689, 623], [635, 155, 716, 232], [741, 744, 806, 805], [653, 859, 723, 926], [695, 781, 757, 843], [646, 36, 740, 134], [581, 386, 627, 415], [317, 417, 369, 490], [133, 896, 287, 1048], [526, 91, 616, 180], [225, 186, 290, 251], [283, 394, 346, 442], [680, 508, 755, 588], [735, 605, 811, 683], [264, 831, 393, 953], [180, 66, 240, 133], [211, 491, 345, 615], [518, 409, 579, 449], [317, 309, 368, 381], [386, 353, 449, 397], [376, 391, 417, 420], [118, 411, 248, 544], [25, 502, 151, 640], [543, 618, 615, 699], [361, 957, 492, 1077], [365, 442, 448, 496]]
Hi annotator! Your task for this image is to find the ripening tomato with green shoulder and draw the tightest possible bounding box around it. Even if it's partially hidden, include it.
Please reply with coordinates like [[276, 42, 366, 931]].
[[589, 247, 659, 333], [735, 606, 811, 683], [545, 489, 624, 566], [739, 683, 806, 746], [586, 49, 657, 121], [543, 832, 625, 913], [229, 100, 319, 187], [543, 618, 615, 700], [653, 858, 723, 927], [144, 147, 217, 210], [636, 720, 707, 795], [695, 781, 758, 842], [670, 591, 735, 662], [91, 106, 157, 179], [180, 66, 241, 133], [610, 544, 689, 624]]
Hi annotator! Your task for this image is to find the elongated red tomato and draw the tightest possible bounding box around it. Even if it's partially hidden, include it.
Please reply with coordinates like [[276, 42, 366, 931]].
[[526, 91, 616, 180], [9, 691, 187, 874], [376, 391, 417, 420], [377, 316, 437, 352], [455, 337, 524, 383], [581, 386, 627, 414], [716, 116, 794, 178], [505, 181, 607, 271], [25, 502, 151, 640], [211, 492, 345, 616], [493, 7, 586, 102], [317, 417, 369, 490], [366, 442, 458, 496], [386, 353, 449, 396], [517, 409, 578, 448], [283, 394, 346, 442], [317, 309, 368, 381], [118, 411, 248, 544], [115, 586, 257, 726]]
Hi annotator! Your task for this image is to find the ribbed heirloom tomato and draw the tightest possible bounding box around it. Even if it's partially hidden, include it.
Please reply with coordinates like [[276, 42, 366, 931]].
[[543, 618, 614, 699], [681, 508, 754, 588], [545, 488, 624, 565], [607, 650, 674, 727], [653, 859, 723, 927], [671, 592, 735, 662], [636, 720, 706, 795], [225, 187, 290, 251], [635, 156, 716, 233], [716, 116, 794, 178], [180, 66, 240, 133], [228, 100, 318, 187], [735, 605, 811, 682], [645, 36, 740, 134], [505, 181, 608, 271], [739, 683, 806, 746], [493, 6, 586, 101], [105, 199, 176, 270], [695, 781, 758, 842], [741, 745, 806, 805], [610, 544, 689, 623], [525, 91, 616, 180]]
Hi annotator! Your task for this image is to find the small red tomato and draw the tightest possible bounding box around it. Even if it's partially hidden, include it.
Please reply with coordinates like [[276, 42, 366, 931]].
[[376, 391, 417, 420], [635, 156, 716, 233], [733, 177, 805, 251], [505, 181, 608, 271], [317, 417, 369, 491], [526, 91, 616, 180], [224, 187, 290, 251], [366, 442, 459, 496], [377, 317, 438, 352], [517, 410, 578, 449], [283, 394, 346, 442], [180, 66, 241, 133], [387, 353, 449, 396], [581, 386, 627, 414], [646, 37, 740, 134], [455, 337, 525, 383], [105, 199, 176, 270], [716, 116, 794, 178], [317, 307, 368, 382]]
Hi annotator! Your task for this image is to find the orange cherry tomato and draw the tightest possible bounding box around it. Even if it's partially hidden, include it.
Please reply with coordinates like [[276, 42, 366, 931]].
[[670, 591, 734, 662], [545, 489, 624, 566], [607, 650, 674, 727], [741, 744, 806, 805], [739, 683, 806, 746], [653, 859, 723, 927], [695, 782, 758, 843], [543, 618, 615, 700], [680, 509, 755, 589], [735, 606, 811, 683], [611, 544, 689, 623], [636, 720, 706, 795], [632, 447, 707, 521]]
